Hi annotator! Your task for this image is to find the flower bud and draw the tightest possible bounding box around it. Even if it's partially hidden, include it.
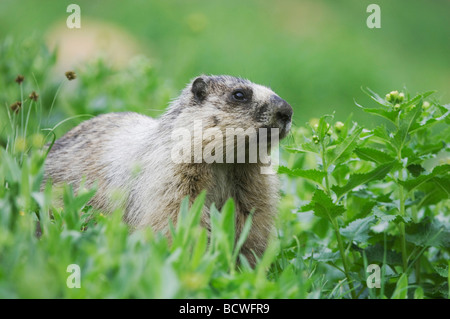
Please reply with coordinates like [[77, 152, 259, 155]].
[[394, 103, 401, 110], [334, 121, 344, 132], [398, 92, 405, 102], [390, 90, 399, 100], [10, 101, 22, 114], [29, 91, 39, 102], [385, 93, 392, 102], [65, 71, 77, 81], [15, 75, 25, 84], [422, 101, 431, 110], [312, 135, 320, 144]]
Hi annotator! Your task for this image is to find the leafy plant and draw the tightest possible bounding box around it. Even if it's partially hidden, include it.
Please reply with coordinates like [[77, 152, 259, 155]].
[[1, 37, 448, 299], [280, 88, 449, 298]]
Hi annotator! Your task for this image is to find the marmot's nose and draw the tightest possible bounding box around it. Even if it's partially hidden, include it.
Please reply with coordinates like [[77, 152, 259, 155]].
[[272, 95, 293, 125]]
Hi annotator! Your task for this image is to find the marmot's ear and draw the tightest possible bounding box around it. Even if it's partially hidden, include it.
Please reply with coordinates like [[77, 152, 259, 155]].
[[191, 77, 207, 102]]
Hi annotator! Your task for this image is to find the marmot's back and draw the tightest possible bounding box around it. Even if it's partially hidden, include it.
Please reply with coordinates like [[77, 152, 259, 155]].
[[45, 112, 160, 213]]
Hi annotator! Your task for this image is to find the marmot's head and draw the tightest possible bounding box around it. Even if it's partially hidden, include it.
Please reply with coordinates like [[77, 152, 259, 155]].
[[165, 75, 293, 139], [164, 75, 293, 164]]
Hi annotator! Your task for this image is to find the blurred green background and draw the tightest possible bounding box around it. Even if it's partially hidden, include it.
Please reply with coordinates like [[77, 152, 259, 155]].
[[0, 0, 449, 128]]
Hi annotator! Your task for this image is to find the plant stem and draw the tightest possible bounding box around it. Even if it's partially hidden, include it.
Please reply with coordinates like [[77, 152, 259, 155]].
[[321, 140, 356, 298], [398, 172, 408, 273], [321, 143, 330, 194], [333, 219, 356, 299], [399, 222, 408, 272], [415, 255, 421, 285]]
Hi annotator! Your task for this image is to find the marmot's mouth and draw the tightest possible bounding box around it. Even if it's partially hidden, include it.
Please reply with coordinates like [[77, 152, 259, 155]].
[[260, 121, 291, 141]]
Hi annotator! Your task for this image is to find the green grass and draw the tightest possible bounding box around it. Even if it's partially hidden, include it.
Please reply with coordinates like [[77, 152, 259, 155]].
[[0, 36, 449, 299]]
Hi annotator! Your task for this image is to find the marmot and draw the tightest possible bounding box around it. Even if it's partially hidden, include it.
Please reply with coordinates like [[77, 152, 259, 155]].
[[44, 75, 293, 265]]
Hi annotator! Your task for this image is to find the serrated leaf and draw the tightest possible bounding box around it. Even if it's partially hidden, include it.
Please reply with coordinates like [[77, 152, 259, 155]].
[[299, 189, 345, 222], [284, 142, 320, 154], [361, 87, 392, 108], [359, 107, 399, 124], [400, 91, 435, 110], [358, 244, 403, 266], [392, 103, 422, 151], [326, 126, 363, 166], [340, 215, 376, 243], [355, 147, 395, 164], [406, 164, 425, 177], [373, 207, 397, 222], [332, 161, 396, 199], [409, 118, 439, 134], [371, 125, 397, 152], [417, 141, 446, 157], [303, 249, 340, 263], [431, 176, 450, 197], [415, 177, 450, 208], [399, 164, 450, 193], [434, 265, 449, 278], [373, 206, 411, 225], [405, 218, 450, 248], [278, 166, 326, 184], [331, 164, 351, 186]]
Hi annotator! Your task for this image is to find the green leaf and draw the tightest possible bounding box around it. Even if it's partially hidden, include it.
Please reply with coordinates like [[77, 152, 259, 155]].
[[416, 141, 446, 157], [406, 164, 425, 177], [358, 244, 403, 266], [415, 177, 450, 208], [434, 264, 449, 278], [432, 176, 450, 197], [299, 189, 345, 222], [370, 125, 397, 153], [326, 127, 363, 166], [409, 118, 439, 134], [373, 207, 411, 224], [284, 142, 320, 154], [332, 161, 396, 199], [331, 164, 350, 187], [355, 147, 395, 164], [358, 107, 399, 124], [232, 211, 253, 263], [316, 115, 333, 140], [278, 166, 326, 184], [221, 198, 235, 257], [392, 274, 408, 299], [414, 287, 424, 299], [361, 87, 392, 108], [399, 164, 450, 193], [405, 219, 450, 248], [392, 103, 422, 151], [304, 249, 340, 263], [340, 215, 376, 243], [283, 146, 311, 154]]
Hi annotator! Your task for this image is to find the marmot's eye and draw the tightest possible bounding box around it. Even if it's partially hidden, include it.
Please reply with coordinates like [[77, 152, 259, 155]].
[[232, 90, 247, 102]]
